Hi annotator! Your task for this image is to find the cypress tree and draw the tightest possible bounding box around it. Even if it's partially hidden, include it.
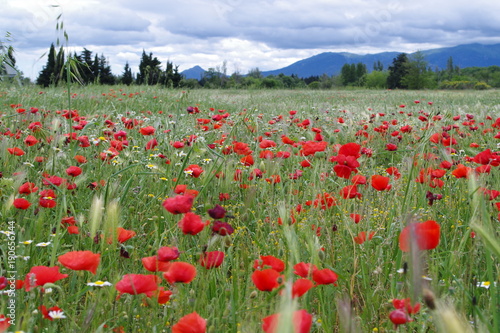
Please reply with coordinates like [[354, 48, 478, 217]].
[[36, 44, 57, 87], [81, 48, 94, 83]]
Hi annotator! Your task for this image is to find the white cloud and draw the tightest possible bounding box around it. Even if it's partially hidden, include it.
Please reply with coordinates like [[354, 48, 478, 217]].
[[1, 0, 499, 80]]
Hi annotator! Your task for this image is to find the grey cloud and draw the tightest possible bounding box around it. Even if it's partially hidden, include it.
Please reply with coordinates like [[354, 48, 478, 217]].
[[67, 6, 151, 32]]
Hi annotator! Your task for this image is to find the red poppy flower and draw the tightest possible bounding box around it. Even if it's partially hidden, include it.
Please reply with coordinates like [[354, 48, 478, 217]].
[[240, 155, 254, 166], [300, 159, 312, 168], [18, 182, 38, 195], [157, 246, 180, 262], [393, 298, 421, 315], [281, 135, 296, 145], [265, 175, 281, 184], [338, 142, 361, 157], [117, 227, 136, 243], [351, 174, 366, 185], [251, 269, 282, 291], [340, 185, 362, 199], [39, 305, 64, 321], [156, 287, 173, 305], [141, 256, 171, 272], [293, 262, 317, 278], [219, 193, 230, 201], [162, 195, 194, 215], [163, 261, 197, 284], [399, 220, 440, 252], [178, 212, 208, 235], [389, 309, 410, 328], [386, 143, 398, 151], [292, 278, 314, 298], [262, 309, 312, 333], [311, 192, 337, 209], [24, 266, 69, 291], [353, 231, 375, 244], [24, 135, 39, 146], [171, 141, 185, 149], [39, 189, 56, 199], [0, 314, 11, 331], [253, 255, 285, 272], [259, 150, 275, 159], [139, 126, 155, 135], [299, 141, 327, 156], [13, 198, 31, 210], [66, 166, 82, 177], [145, 138, 158, 150], [386, 167, 401, 179], [174, 184, 187, 194], [451, 164, 472, 178], [199, 251, 225, 269], [184, 164, 204, 178], [7, 147, 25, 156], [42, 175, 64, 187], [333, 164, 356, 179], [312, 268, 338, 286], [115, 274, 159, 296], [371, 175, 391, 191], [28, 121, 42, 131], [58, 251, 101, 274], [233, 141, 252, 155], [172, 312, 206, 333], [260, 139, 277, 149], [39, 197, 56, 208], [349, 213, 362, 224]]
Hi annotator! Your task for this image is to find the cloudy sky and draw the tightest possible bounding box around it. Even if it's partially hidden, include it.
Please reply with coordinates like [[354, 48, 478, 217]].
[[2, 0, 500, 80]]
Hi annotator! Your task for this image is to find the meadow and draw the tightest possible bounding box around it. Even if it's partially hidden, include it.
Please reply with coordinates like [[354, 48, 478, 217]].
[[0, 86, 499, 332]]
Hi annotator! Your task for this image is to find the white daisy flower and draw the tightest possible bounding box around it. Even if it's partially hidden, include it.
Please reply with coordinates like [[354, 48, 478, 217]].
[[87, 281, 113, 287], [48, 310, 66, 319]]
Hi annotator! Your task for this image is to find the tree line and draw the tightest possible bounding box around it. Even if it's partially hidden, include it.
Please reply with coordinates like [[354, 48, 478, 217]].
[[31, 44, 500, 89]]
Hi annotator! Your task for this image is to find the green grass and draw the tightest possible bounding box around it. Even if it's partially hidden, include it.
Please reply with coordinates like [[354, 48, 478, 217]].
[[0, 85, 499, 332]]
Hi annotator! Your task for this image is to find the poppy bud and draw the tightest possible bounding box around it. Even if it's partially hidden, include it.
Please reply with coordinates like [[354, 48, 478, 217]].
[[423, 288, 436, 310]]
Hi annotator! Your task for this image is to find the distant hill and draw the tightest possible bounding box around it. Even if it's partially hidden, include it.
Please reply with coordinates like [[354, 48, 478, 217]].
[[181, 65, 206, 80], [182, 43, 500, 79]]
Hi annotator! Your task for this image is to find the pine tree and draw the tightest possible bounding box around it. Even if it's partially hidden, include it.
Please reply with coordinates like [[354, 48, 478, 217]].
[[373, 60, 384, 71], [92, 54, 100, 82], [122, 62, 133, 85], [387, 53, 409, 89], [98, 54, 115, 85], [80, 48, 94, 83], [163, 61, 182, 88], [137, 50, 162, 85], [55, 46, 65, 84]]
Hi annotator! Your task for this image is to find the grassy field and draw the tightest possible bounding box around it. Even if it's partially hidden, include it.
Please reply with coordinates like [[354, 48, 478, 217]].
[[0, 86, 499, 332]]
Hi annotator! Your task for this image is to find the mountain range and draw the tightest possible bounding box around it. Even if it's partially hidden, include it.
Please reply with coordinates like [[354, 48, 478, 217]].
[[181, 43, 500, 79]]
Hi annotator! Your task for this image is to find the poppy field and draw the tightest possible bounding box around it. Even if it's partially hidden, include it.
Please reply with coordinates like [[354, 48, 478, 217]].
[[0, 86, 499, 332]]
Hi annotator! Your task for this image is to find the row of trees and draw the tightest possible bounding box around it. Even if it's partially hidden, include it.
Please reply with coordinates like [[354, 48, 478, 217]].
[[34, 44, 500, 89], [169, 54, 500, 89], [36, 46, 182, 88], [36, 44, 114, 86]]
